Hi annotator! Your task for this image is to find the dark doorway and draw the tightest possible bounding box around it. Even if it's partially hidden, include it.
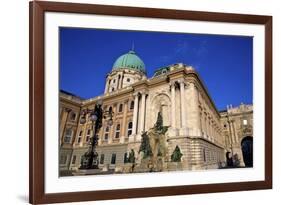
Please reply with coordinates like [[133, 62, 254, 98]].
[[241, 136, 253, 167], [226, 152, 233, 167]]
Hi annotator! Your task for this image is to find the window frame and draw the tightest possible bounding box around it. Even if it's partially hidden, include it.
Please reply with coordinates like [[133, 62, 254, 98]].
[[111, 153, 116, 164]]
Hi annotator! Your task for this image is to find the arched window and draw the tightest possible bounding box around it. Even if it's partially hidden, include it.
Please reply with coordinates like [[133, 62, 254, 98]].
[[130, 101, 134, 110], [118, 104, 123, 112], [109, 106, 113, 113], [115, 124, 121, 138], [127, 121, 133, 136]]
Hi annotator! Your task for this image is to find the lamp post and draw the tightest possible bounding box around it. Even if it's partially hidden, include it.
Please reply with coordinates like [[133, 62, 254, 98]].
[[79, 100, 114, 169]]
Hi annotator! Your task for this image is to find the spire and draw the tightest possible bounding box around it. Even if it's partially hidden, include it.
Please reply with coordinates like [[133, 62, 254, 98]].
[[131, 41, 135, 52]]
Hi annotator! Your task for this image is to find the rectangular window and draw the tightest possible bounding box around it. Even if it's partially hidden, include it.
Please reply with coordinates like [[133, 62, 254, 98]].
[[243, 119, 248, 125], [100, 154, 105, 164], [203, 149, 206, 162], [60, 155, 67, 164], [111, 153, 116, 164], [104, 133, 109, 140], [64, 128, 72, 143], [118, 104, 123, 112], [77, 137, 81, 143], [70, 112, 76, 121], [72, 155, 76, 164], [104, 126, 110, 141], [127, 121, 133, 137], [85, 129, 91, 142], [130, 101, 134, 110], [124, 152, 128, 163], [115, 124, 121, 138]]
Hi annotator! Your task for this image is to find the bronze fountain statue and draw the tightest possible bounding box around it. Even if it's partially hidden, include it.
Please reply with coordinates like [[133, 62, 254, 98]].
[[138, 111, 169, 172]]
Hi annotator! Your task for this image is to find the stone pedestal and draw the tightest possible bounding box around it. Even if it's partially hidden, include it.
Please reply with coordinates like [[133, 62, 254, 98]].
[[72, 168, 103, 176], [167, 162, 183, 171], [232, 146, 245, 167], [168, 127, 178, 137], [102, 164, 109, 172], [128, 134, 136, 142], [120, 135, 125, 143], [134, 157, 165, 173], [179, 128, 188, 136], [135, 133, 142, 142], [123, 163, 135, 173]]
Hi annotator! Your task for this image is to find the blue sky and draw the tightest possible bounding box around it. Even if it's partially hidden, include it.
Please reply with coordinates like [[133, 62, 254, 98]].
[[59, 27, 253, 111]]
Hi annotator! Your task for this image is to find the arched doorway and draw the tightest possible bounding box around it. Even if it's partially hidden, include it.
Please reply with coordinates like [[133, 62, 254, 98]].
[[241, 136, 253, 167]]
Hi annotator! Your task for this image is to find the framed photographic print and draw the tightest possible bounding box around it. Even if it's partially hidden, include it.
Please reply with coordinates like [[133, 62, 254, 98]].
[[29, 1, 272, 204]]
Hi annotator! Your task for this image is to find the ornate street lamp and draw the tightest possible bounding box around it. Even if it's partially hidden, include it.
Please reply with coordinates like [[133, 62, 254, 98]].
[[79, 100, 114, 169]]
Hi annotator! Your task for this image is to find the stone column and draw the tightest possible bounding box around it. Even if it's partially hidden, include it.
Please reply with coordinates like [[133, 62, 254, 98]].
[[121, 100, 128, 139], [116, 75, 119, 90], [211, 120, 214, 142], [118, 73, 123, 89], [170, 82, 176, 128], [104, 78, 109, 94], [207, 117, 211, 140], [109, 104, 117, 144], [232, 121, 239, 143], [202, 113, 206, 138], [209, 119, 212, 141], [180, 80, 186, 128], [214, 125, 220, 143], [139, 92, 147, 133], [228, 120, 235, 145], [132, 93, 139, 135], [190, 82, 201, 136], [60, 108, 71, 145]]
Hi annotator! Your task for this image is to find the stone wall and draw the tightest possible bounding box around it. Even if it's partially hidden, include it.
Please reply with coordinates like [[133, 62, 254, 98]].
[[69, 144, 128, 171], [167, 137, 225, 170]]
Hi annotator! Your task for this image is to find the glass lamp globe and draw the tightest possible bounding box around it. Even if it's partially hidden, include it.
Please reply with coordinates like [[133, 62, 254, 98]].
[[90, 114, 98, 121], [80, 117, 86, 124]]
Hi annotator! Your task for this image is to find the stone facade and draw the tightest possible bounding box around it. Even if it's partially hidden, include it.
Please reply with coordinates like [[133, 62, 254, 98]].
[[59, 51, 253, 174], [220, 104, 253, 166]]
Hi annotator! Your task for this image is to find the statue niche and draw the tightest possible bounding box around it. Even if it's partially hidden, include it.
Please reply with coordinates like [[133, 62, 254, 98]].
[[138, 111, 169, 172], [150, 94, 171, 127]]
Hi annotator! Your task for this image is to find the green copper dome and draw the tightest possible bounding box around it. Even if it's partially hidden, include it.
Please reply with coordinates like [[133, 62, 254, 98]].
[[112, 50, 146, 74]]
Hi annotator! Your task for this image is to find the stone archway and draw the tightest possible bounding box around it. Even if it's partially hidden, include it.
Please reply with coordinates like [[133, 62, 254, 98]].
[[241, 136, 253, 167]]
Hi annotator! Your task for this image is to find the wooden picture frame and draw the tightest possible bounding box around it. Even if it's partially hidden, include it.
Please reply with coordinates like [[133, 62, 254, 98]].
[[29, 1, 272, 204]]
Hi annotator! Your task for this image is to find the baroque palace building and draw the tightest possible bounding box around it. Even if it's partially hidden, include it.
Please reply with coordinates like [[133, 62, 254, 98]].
[[59, 49, 253, 173]]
